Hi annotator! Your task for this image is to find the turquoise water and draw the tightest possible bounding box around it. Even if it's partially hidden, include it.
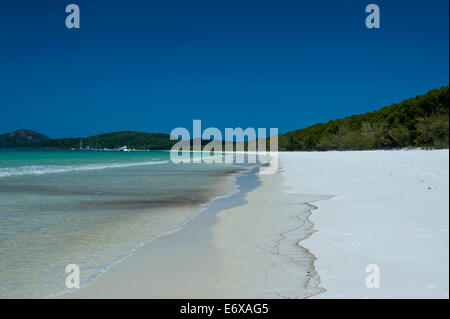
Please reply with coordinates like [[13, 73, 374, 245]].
[[0, 149, 248, 298]]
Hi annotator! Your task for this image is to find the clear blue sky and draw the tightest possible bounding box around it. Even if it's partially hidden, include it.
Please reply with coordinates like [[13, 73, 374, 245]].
[[1, 0, 448, 138]]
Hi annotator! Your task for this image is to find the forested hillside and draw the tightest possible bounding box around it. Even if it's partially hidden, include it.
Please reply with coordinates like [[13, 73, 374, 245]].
[[0, 129, 50, 148], [279, 86, 449, 151]]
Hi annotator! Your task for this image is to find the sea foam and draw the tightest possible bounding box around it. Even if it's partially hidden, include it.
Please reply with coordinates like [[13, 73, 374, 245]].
[[0, 160, 168, 177]]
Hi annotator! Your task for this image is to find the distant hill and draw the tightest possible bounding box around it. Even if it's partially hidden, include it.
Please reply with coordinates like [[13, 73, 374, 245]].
[[40, 131, 178, 150], [0, 129, 50, 148], [278, 86, 449, 151], [0, 130, 217, 150]]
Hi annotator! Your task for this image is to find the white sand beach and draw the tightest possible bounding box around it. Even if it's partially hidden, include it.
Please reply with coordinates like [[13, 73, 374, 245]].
[[66, 150, 449, 299], [281, 150, 449, 298]]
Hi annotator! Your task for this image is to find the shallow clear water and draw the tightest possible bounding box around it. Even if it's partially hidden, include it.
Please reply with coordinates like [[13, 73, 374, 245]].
[[0, 149, 249, 298]]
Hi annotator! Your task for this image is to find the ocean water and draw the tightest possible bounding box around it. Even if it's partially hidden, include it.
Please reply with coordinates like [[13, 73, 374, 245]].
[[0, 149, 251, 298]]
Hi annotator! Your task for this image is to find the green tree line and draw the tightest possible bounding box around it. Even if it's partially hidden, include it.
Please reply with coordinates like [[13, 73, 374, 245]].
[[41, 131, 177, 150], [278, 86, 449, 151]]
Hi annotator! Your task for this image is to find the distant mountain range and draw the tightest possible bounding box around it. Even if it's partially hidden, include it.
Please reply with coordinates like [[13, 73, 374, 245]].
[[1, 86, 448, 150], [0, 131, 213, 150], [41, 131, 177, 150]]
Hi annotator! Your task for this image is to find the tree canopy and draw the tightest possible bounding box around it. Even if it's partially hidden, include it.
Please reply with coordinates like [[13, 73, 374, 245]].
[[278, 86, 449, 151]]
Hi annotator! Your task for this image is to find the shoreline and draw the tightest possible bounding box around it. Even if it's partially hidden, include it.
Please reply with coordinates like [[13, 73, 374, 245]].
[[66, 163, 322, 298], [53, 166, 254, 298], [64, 149, 449, 299]]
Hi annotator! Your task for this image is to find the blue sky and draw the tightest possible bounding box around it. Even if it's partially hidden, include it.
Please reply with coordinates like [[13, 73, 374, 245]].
[[1, 0, 448, 138]]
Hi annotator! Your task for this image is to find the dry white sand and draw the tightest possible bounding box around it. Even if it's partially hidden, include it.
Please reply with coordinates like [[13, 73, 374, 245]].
[[281, 150, 449, 298]]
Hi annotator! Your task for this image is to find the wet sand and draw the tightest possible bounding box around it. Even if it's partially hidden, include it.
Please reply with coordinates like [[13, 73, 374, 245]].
[[66, 167, 323, 298]]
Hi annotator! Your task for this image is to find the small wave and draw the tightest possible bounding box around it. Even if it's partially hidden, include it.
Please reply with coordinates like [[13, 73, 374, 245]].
[[0, 160, 169, 177]]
